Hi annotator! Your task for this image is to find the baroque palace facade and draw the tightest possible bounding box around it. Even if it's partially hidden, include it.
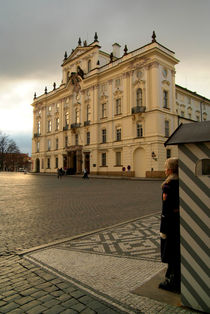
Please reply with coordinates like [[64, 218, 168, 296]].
[[31, 32, 210, 177]]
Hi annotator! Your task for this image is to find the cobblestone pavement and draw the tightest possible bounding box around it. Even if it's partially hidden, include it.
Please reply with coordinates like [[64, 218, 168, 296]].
[[0, 173, 196, 313], [25, 215, 198, 314]]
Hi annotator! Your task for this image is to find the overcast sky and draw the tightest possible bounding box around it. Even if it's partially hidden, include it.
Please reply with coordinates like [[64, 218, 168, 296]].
[[0, 0, 209, 155]]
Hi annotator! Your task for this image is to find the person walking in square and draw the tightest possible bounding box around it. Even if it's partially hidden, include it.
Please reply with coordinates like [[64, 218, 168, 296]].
[[83, 168, 89, 179], [159, 157, 181, 293]]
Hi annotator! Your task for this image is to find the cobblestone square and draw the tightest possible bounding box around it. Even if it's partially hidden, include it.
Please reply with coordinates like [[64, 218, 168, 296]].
[[0, 173, 195, 313]]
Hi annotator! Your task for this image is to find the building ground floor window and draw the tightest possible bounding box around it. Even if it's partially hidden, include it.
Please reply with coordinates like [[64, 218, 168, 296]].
[[47, 158, 50, 169], [101, 153, 106, 166], [55, 157, 58, 168], [115, 151, 121, 166]]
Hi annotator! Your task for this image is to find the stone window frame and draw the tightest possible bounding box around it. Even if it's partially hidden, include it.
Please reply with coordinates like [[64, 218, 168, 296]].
[[101, 152, 107, 167], [102, 128, 107, 143], [136, 123, 143, 138]]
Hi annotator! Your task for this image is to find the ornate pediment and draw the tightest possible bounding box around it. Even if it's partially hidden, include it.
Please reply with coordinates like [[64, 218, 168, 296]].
[[63, 45, 96, 66]]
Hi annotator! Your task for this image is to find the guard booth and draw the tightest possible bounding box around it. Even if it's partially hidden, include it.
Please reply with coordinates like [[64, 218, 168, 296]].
[[165, 121, 210, 313]]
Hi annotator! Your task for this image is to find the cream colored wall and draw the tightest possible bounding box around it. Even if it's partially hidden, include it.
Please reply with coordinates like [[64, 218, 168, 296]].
[[31, 40, 209, 176]]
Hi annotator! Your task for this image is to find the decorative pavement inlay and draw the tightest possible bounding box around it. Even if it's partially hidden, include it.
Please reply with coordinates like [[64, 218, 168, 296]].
[[59, 214, 161, 261], [25, 214, 195, 313]]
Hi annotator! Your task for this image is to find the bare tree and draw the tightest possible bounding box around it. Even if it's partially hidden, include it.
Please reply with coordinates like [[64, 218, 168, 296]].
[[0, 132, 20, 170]]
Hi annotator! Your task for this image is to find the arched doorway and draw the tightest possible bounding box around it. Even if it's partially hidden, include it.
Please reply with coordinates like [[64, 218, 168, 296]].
[[35, 158, 40, 173], [133, 147, 146, 177]]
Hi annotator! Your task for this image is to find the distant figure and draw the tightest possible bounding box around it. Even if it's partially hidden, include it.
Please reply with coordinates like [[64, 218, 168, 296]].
[[83, 168, 89, 179], [57, 168, 63, 179], [159, 158, 180, 293]]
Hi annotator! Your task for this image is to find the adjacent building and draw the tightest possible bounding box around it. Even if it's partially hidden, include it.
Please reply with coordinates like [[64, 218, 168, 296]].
[[31, 32, 210, 177]]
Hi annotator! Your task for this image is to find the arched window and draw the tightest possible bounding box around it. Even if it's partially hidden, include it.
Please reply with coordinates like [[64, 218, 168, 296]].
[[75, 108, 80, 123], [37, 121, 41, 135], [136, 88, 142, 107], [88, 60, 91, 72], [87, 105, 91, 121], [65, 112, 69, 127]]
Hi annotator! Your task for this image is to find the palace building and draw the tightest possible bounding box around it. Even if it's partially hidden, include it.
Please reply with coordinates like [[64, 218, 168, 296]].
[[31, 32, 210, 177]]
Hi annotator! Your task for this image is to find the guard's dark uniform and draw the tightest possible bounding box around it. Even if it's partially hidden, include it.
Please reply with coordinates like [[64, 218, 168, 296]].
[[160, 178, 180, 291]]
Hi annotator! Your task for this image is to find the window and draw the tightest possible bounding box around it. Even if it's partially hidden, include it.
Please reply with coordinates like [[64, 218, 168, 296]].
[[47, 140, 51, 151], [55, 138, 59, 150], [88, 60, 91, 72], [116, 152, 121, 166], [181, 111, 185, 117], [75, 109, 79, 123], [47, 120, 52, 132], [55, 118, 59, 130], [65, 136, 68, 148], [102, 129, 106, 143], [188, 113, 192, 119], [48, 106, 52, 112], [75, 134, 78, 145], [101, 153, 106, 166], [196, 159, 210, 176], [37, 142, 40, 153], [87, 105, 91, 121], [165, 120, 170, 137], [136, 88, 143, 107], [102, 103, 106, 118], [116, 99, 121, 115], [115, 79, 120, 88], [166, 149, 171, 159], [55, 157, 58, 169], [65, 112, 69, 127], [56, 103, 59, 111], [137, 123, 143, 138], [37, 121, 41, 135], [47, 158, 50, 169], [163, 90, 168, 108], [86, 132, 90, 145], [116, 128, 121, 141], [41, 159, 44, 169]]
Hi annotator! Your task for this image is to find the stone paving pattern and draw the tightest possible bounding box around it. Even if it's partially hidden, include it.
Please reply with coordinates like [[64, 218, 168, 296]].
[[26, 215, 198, 314], [61, 215, 160, 261]]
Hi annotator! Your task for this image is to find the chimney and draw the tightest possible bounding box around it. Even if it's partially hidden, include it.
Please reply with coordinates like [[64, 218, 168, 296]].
[[112, 43, 121, 58]]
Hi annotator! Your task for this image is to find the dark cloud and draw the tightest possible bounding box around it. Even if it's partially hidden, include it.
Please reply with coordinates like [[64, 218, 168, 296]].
[[1, 0, 209, 80]]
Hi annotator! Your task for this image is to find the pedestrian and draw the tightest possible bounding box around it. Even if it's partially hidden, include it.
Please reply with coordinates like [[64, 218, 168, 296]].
[[83, 168, 89, 179], [159, 157, 181, 293], [57, 168, 62, 179]]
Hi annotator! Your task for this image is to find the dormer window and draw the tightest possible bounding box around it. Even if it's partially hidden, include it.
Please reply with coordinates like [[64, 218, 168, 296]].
[[88, 60, 91, 72]]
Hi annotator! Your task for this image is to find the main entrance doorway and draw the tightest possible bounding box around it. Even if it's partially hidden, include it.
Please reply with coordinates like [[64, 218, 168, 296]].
[[66, 146, 83, 174]]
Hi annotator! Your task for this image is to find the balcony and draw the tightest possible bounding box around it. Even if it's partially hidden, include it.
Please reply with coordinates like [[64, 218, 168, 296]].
[[131, 106, 146, 114], [84, 120, 90, 126], [34, 133, 41, 138], [71, 123, 81, 129], [63, 125, 69, 131]]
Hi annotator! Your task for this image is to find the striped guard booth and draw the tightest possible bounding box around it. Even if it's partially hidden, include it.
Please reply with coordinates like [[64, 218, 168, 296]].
[[165, 121, 210, 313]]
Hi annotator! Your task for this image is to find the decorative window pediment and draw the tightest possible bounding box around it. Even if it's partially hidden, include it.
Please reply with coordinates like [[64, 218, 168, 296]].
[[100, 94, 108, 102], [162, 80, 170, 86], [113, 89, 123, 98]]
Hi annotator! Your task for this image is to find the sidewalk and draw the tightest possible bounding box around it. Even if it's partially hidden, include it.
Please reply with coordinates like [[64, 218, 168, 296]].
[[20, 214, 198, 313]]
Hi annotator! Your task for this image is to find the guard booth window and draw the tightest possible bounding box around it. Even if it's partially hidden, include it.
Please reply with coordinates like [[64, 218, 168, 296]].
[[195, 158, 210, 176]]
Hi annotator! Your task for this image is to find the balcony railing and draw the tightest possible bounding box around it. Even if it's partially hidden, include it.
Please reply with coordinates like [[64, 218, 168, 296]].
[[63, 125, 69, 131], [131, 106, 146, 114], [34, 133, 41, 138], [84, 120, 90, 126], [71, 123, 81, 129]]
